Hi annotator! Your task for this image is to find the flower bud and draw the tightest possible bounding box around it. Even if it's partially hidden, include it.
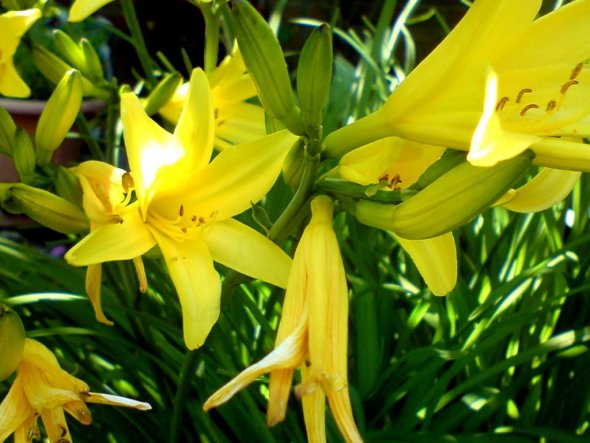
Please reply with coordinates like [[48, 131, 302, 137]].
[[0, 106, 16, 155], [55, 166, 84, 206], [35, 69, 83, 166], [356, 152, 533, 239], [12, 128, 36, 184], [232, 0, 304, 135], [297, 24, 332, 135], [0, 304, 26, 381], [0, 183, 88, 234], [143, 72, 183, 116], [80, 38, 105, 81]]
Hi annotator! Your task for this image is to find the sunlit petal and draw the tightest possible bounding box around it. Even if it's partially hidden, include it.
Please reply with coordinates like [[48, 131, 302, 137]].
[[205, 218, 291, 288], [173, 68, 215, 171], [395, 232, 457, 296], [69, 0, 114, 22], [150, 230, 220, 349], [502, 168, 581, 213], [86, 264, 114, 325], [65, 203, 156, 266]]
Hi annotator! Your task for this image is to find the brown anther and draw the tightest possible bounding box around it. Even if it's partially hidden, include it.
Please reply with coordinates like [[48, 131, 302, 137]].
[[546, 100, 557, 112], [561, 80, 579, 94], [516, 88, 533, 104], [214, 108, 219, 119], [179, 205, 184, 217], [198, 216, 206, 225], [217, 119, 226, 127], [59, 425, 68, 438], [378, 173, 389, 183], [389, 174, 402, 190], [191, 215, 197, 222], [570, 63, 584, 80], [520, 104, 539, 116], [122, 172, 134, 192], [181, 227, 187, 234], [495, 96, 510, 111]]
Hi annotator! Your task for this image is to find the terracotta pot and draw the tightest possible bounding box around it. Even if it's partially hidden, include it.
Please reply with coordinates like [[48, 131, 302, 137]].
[[0, 98, 106, 182]]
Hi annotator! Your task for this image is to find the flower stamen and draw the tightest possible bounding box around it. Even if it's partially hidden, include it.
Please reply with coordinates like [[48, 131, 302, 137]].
[[496, 96, 509, 111], [560, 80, 579, 95], [570, 63, 584, 80], [516, 88, 533, 104], [520, 104, 539, 116]]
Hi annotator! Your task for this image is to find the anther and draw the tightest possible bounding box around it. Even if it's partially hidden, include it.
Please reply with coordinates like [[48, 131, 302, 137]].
[[495, 96, 509, 111], [570, 63, 583, 80], [561, 80, 579, 94], [516, 88, 533, 103], [546, 100, 557, 112], [214, 108, 219, 119], [378, 173, 389, 183], [59, 425, 68, 438], [179, 205, 184, 217], [191, 215, 197, 222], [122, 172, 134, 192], [520, 104, 539, 116], [181, 227, 187, 234]]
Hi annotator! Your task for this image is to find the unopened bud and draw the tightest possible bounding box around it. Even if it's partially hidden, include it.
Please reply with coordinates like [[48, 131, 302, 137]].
[[0, 106, 16, 155], [297, 23, 332, 135], [144, 72, 183, 116], [232, 0, 304, 135], [0, 183, 88, 234], [35, 69, 83, 166], [356, 152, 533, 239], [0, 304, 26, 381], [12, 128, 36, 184]]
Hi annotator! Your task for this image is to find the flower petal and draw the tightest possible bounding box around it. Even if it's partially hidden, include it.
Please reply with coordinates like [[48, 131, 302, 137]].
[[502, 168, 581, 213], [0, 377, 35, 442], [173, 68, 215, 171], [85, 392, 152, 410], [0, 60, 31, 98], [204, 219, 291, 288], [468, 69, 540, 166], [65, 203, 156, 266], [69, 0, 114, 22], [171, 129, 297, 221], [85, 264, 114, 325], [120, 92, 184, 211], [203, 318, 307, 411], [150, 230, 220, 349], [395, 232, 457, 296]]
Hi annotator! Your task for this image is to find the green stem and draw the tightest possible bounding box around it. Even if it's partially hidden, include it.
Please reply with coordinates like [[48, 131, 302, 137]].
[[200, 5, 221, 73], [119, 0, 156, 86], [169, 348, 200, 443], [269, 151, 320, 243]]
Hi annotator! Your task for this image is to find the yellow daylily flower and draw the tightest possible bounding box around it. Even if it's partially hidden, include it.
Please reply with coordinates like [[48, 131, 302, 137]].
[[0, 338, 151, 443], [69, 0, 114, 22], [338, 137, 456, 296], [204, 196, 362, 443], [65, 68, 296, 349], [71, 160, 143, 326], [324, 0, 590, 170], [160, 48, 266, 150], [0, 8, 41, 98]]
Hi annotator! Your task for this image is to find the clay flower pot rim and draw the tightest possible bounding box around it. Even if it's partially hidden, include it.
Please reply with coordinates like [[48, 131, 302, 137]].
[[0, 97, 107, 115]]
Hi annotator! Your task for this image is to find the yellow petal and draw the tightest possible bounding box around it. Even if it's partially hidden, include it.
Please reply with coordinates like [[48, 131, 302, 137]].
[[502, 168, 581, 213], [69, 0, 114, 22], [300, 363, 326, 443], [204, 218, 292, 288], [120, 92, 185, 212], [86, 263, 114, 325], [215, 102, 266, 148], [0, 376, 35, 442], [394, 232, 457, 296], [173, 68, 215, 171], [171, 129, 297, 222], [203, 318, 307, 412], [339, 137, 444, 188], [65, 203, 156, 266], [468, 68, 540, 166], [496, 0, 590, 71], [0, 60, 31, 98], [150, 230, 220, 349], [85, 392, 152, 410], [39, 407, 72, 443]]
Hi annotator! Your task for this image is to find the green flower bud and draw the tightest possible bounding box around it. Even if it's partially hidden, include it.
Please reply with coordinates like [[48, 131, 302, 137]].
[[0, 304, 26, 382], [52, 30, 86, 73], [356, 152, 533, 240], [80, 38, 105, 81], [143, 72, 183, 116], [35, 70, 83, 166], [55, 166, 83, 206], [12, 128, 35, 184], [0, 106, 16, 156], [297, 23, 332, 135], [0, 183, 88, 234], [232, 0, 304, 135]]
